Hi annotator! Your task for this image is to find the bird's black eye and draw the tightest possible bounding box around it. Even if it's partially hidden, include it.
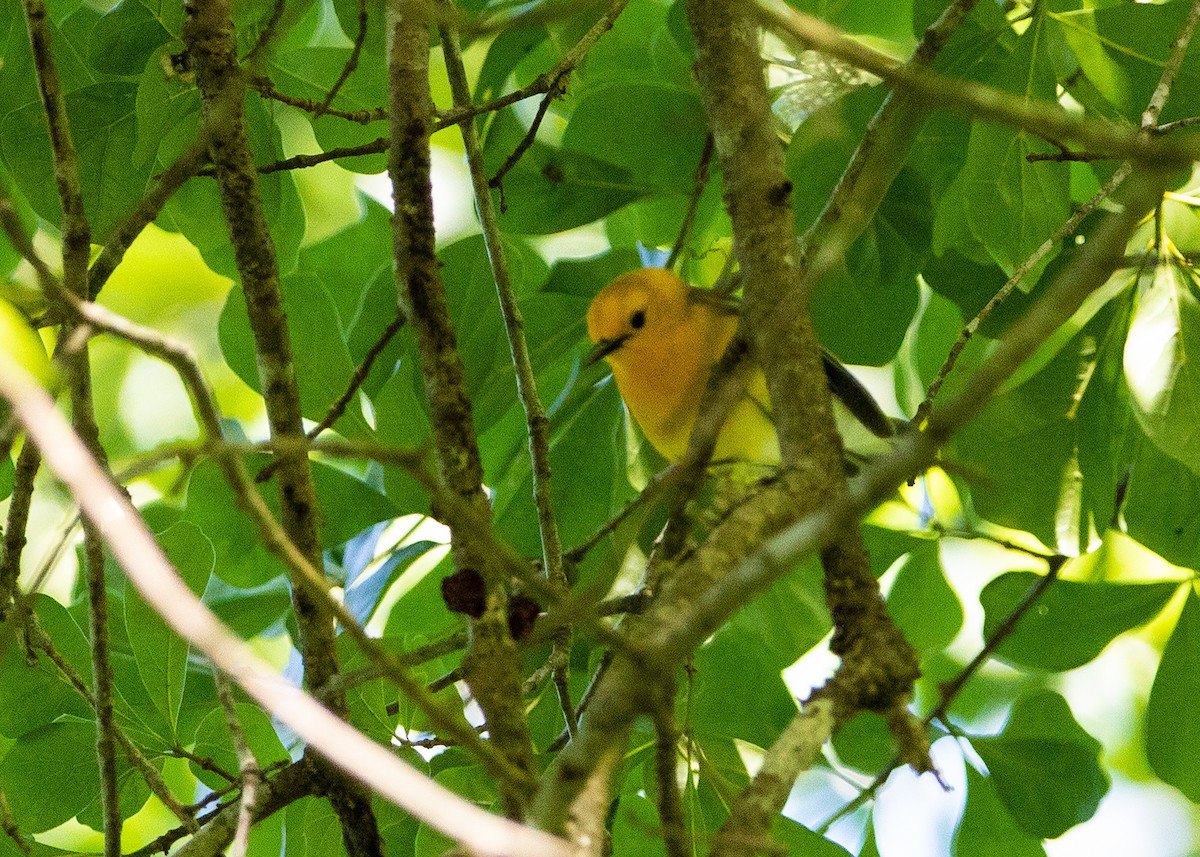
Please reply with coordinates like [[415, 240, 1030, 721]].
[[630, 310, 646, 330]]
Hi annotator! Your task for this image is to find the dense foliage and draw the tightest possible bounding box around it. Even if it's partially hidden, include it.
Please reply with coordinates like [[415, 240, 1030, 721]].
[[0, 0, 1199, 855]]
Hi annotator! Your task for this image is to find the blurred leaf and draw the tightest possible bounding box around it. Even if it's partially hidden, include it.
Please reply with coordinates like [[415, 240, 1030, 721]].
[[772, 816, 853, 857], [730, 554, 830, 668], [1147, 586, 1200, 801], [1124, 260, 1200, 474], [159, 96, 305, 279], [980, 571, 1177, 672], [270, 47, 389, 174], [933, 11, 1069, 278], [955, 762, 1047, 857], [89, 0, 172, 76], [0, 721, 99, 832], [948, 331, 1086, 545], [887, 541, 963, 656], [482, 108, 649, 234], [971, 690, 1108, 838], [0, 596, 92, 738], [562, 84, 707, 189], [220, 272, 372, 438], [345, 540, 438, 626], [182, 457, 396, 587], [691, 624, 796, 747], [833, 710, 895, 773], [1054, 2, 1200, 124]]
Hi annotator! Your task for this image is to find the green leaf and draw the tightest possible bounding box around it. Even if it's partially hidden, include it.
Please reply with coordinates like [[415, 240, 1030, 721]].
[[344, 540, 438, 626], [970, 691, 1108, 838], [0, 452, 12, 501], [182, 457, 396, 587], [202, 574, 293, 639], [948, 330, 1086, 545], [159, 96, 305, 279], [1147, 586, 1200, 801], [482, 108, 649, 235], [980, 571, 1178, 672], [955, 762, 1047, 857], [0, 596, 92, 737], [134, 46, 199, 169], [219, 272, 372, 438], [933, 12, 1069, 278], [772, 816, 853, 857], [88, 0, 172, 76], [730, 554, 830, 668], [1124, 260, 1200, 475], [691, 624, 797, 747], [887, 541, 963, 656], [0, 82, 151, 242], [610, 792, 667, 857], [189, 702, 289, 792], [123, 522, 214, 736], [0, 721, 100, 832], [1053, 2, 1200, 124], [833, 711, 895, 774], [562, 84, 707, 190]]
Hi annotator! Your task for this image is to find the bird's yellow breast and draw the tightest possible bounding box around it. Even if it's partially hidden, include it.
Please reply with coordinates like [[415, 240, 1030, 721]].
[[586, 268, 780, 464]]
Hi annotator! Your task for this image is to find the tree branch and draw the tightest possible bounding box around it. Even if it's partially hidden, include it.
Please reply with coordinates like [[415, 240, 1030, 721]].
[[183, 1, 379, 852], [384, 0, 534, 814], [0, 361, 572, 857]]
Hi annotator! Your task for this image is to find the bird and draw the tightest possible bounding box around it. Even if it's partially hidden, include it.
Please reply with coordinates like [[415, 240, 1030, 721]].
[[584, 267, 894, 465]]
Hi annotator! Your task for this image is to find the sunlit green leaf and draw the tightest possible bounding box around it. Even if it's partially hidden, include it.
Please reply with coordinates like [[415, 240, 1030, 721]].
[[1124, 260, 1200, 475]]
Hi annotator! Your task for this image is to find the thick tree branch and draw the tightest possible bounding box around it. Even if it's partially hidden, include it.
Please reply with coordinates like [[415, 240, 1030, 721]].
[[384, 0, 534, 813], [182, 1, 380, 852], [21, 1, 122, 851]]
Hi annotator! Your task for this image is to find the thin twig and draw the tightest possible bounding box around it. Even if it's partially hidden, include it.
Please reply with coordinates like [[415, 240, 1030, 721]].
[[251, 76, 386, 125], [488, 73, 568, 211], [314, 0, 369, 121], [215, 672, 258, 857], [912, 162, 1133, 427], [666, 134, 715, 270], [21, 1, 122, 851], [652, 684, 689, 857], [256, 310, 406, 482], [441, 7, 575, 736]]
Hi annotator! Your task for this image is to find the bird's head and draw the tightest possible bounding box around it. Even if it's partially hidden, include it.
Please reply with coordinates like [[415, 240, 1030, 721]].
[[585, 268, 690, 366]]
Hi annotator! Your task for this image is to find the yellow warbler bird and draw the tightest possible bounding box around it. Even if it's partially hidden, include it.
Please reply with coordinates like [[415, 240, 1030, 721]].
[[585, 267, 894, 464]]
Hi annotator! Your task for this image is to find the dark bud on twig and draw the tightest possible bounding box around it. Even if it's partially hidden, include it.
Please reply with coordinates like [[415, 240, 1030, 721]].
[[441, 567, 486, 617]]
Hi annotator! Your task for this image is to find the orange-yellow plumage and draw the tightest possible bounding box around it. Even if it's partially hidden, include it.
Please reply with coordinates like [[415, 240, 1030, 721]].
[[585, 268, 780, 463]]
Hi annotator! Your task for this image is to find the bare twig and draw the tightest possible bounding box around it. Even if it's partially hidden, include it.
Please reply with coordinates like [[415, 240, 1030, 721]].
[[215, 672, 258, 857], [441, 7, 576, 736], [666, 134, 715, 271], [913, 163, 1134, 426], [314, 0, 369, 121]]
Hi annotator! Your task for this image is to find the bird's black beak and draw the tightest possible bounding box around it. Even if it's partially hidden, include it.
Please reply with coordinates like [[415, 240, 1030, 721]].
[[584, 336, 627, 367]]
